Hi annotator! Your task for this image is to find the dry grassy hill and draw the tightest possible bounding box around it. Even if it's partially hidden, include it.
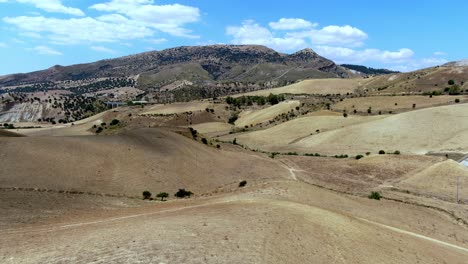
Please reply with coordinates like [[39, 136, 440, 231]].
[[221, 103, 468, 155], [1, 179, 467, 263], [220, 113, 387, 153], [364, 66, 468, 94], [0, 128, 287, 197], [235, 78, 364, 96], [333, 95, 466, 113], [235, 100, 300, 128], [0, 129, 24, 137], [398, 160, 468, 200], [142, 101, 214, 115]]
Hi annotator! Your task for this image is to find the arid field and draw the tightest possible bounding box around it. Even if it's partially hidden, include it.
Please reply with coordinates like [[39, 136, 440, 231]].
[[2, 58, 468, 264]]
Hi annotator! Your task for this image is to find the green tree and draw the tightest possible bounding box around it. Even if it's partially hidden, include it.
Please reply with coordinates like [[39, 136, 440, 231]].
[[110, 119, 120, 126], [175, 189, 193, 198], [142, 191, 152, 200], [239, 180, 247, 187], [449, 85, 461, 95], [368, 192, 382, 200], [156, 192, 169, 201]]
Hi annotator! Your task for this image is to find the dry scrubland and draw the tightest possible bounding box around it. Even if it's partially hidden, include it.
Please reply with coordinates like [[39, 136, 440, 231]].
[[2, 81, 468, 262], [334, 95, 466, 112], [142, 101, 213, 115], [1, 180, 467, 263], [399, 160, 468, 200], [236, 78, 363, 96], [235, 100, 300, 127], [189, 122, 233, 136], [15, 110, 109, 137], [363, 66, 468, 94], [223, 103, 468, 155], [0, 128, 287, 197]]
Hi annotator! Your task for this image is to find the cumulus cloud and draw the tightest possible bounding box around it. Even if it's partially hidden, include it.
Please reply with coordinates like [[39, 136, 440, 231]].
[[226, 20, 307, 51], [315, 46, 414, 64], [3, 0, 201, 47], [288, 25, 368, 47], [31, 45, 62, 55], [3, 16, 154, 44], [91, 46, 117, 53], [227, 20, 368, 51], [269, 18, 317, 30], [90, 0, 200, 38], [5, 0, 84, 16]]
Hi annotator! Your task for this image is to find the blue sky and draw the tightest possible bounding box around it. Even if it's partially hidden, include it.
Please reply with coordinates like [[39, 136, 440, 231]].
[[0, 0, 467, 75]]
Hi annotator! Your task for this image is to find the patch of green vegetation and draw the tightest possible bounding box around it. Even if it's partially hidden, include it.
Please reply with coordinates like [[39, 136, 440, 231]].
[[368, 191, 382, 200], [239, 180, 247, 187], [175, 189, 193, 198], [226, 93, 285, 107]]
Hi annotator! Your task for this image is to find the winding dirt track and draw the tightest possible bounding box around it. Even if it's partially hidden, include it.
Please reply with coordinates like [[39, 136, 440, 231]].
[[2, 196, 467, 255]]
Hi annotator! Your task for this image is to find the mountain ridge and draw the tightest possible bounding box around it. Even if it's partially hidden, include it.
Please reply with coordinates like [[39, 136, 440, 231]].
[[0, 45, 353, 89]]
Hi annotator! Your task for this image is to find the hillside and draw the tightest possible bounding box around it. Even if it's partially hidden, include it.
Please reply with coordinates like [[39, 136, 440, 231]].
[[0, 128, 287, 196], [220, 103, 468, 155], [0, 45, 352, 91]]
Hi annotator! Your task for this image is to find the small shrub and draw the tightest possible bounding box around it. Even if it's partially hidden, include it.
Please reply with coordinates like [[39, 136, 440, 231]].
[[239, 180, 247, 187], [365, 152, 371, 156], [110, 119, 120, 126], [96, 127, 103, 133], [216, 144, 221, 149], [175, 189, 193, 198], [142, 191, 152, 200], [379, 150, 386, 155], [228, 114, 238, 124], [343, 113, 348, 118], [201, 138, 208, 144], [448, 80, 455, 85], [355, 155, 364, 160], [393, 150, 401, 155], [156, 192, 169, 201], [233, 138, 237, 145], [455, 98, 460, 103], [368, 191, 382, 200]]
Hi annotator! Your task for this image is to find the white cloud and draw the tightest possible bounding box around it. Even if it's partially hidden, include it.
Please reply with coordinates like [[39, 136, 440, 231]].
[[146, 38, 167, 44], [227, 20, 368, 51], [269, 18, 317, 30], [226, 20, 307, 51], [0, 42, 7, 47], [31, 45, 62, 55], [90, 0, 200, 38], [315, 46, 414, 64], [433, 51, 447, 56], [3, 16, 154, 44], [91, 46, 117, 53], [6, 0, 84, 16], [288, 25, 368, 47]]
